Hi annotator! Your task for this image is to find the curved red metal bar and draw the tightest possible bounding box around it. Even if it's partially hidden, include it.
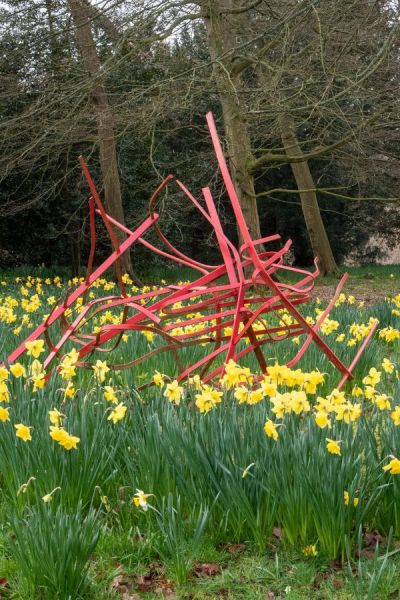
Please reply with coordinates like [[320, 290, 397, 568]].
[[4, 112, 377, 392]]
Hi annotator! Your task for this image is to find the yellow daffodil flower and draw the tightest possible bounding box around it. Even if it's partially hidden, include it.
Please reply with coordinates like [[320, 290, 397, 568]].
[[15, 423, 32, 442], [326, 438, 341, 456], [25, 339, 45, 358], [107, 402, 127, 424], [383, 458, 400, 475], [264, 419, 279, 441]]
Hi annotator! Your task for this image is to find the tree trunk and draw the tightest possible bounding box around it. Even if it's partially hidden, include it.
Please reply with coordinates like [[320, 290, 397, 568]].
[[203, 1, 261, 246], [70, 230, 81, 277], [68, 0, 133, 276], [279, 113, 339, 275]]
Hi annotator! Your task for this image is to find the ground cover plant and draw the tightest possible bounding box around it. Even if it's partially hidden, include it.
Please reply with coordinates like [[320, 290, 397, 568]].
[[0, 267, 400, 599]]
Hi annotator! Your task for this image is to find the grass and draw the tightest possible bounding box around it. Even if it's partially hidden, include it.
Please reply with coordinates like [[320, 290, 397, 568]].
[[4, 523, 400, 599], [0, 264, 399, 598], [3, 514, 400, 599]]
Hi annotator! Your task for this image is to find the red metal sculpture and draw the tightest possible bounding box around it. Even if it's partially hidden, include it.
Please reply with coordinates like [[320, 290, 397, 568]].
[[5, 113, 377, 388]]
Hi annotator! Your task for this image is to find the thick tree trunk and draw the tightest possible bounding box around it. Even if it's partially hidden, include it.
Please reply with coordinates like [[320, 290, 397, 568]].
[[68, 0, 133, 276], [203, 1, 261, 246], [279, 113, 339, 275]]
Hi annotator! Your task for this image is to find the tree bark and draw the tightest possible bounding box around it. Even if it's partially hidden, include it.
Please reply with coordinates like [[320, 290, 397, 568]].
[[70, 229, 81, 277], [68, 0, 133, 275], [203, 1, 262, 246], [279, 113, 339, 275]]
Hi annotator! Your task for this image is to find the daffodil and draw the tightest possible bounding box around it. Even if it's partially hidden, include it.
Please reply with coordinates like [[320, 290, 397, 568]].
[[49, 408, 64, 426], [63, 382, 76, 399], [0, 406, 10, 421], [0, 381, 10, 403], [188, 374, 203, 390], [107, 402, 127, 424], [303, 544, 318, 556], [289, 390, 310, 414], [59, 434, 80, 450], [103, 385, 118, 403], [92, 359, 110, 383], [42, 487, 61, 503], [59, 362, 76, 380], [10, 362, 26, 378], [351, 385, 363, 397], [390, 406, 400, 426], [133, 489, 154, 511], [234, 386, 250, 404], [363, 386, 376, 400], [195, 386, 222, 413], [17, 476, 36, 495], [264, 419, 279, 441], [15, 423, 32, 442], [314, 411, 331, 429], [32, 374, 46, 391], [379, 327, 400, 343], [362, 367, 381, 387], [0, 366, 9, 382], [241, 462, 255, 478], [343, 490, 358, 507], [49, 426, 68, 443], [25, 339, 45, 358], [49, 426, 80, 450], [164, 380, 184, 405], [374, 394, 391, 411], [383, 458, 400, 475], [334, 402, 361, 423], [248, 389, 264, 405], [153, 371, 165, 387], [142, 330, 154, 342], [30, 359, 43, 377], [326, 438, 341, 456], [260, 377, 277, 397], [382, 358, 394, 374], [221, 359, 253, 388]]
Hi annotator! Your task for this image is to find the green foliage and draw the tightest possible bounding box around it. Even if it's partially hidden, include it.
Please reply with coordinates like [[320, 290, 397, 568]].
[[0, 272, 399, 597], [153, 494, 210, 584], [9, 502, 100, 599]]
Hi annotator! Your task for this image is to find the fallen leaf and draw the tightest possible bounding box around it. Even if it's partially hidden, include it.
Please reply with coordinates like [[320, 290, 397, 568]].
[[155, 587, 176, 597], [136, 575, 153, 593], [226, 543, 247, 554], [363, 529, 383, 548], [333, 578, 345, 589], [136, 571, 175, 595], [272, 527, 283, 539], [193, 563, 221, 577], [268, 543, 277, 552], [313, 572, 326, 588], [121, 595, 141, 600], [111, 573, 133, 594], [266, 592, 275, 599], [356, 548, 376, 560]]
